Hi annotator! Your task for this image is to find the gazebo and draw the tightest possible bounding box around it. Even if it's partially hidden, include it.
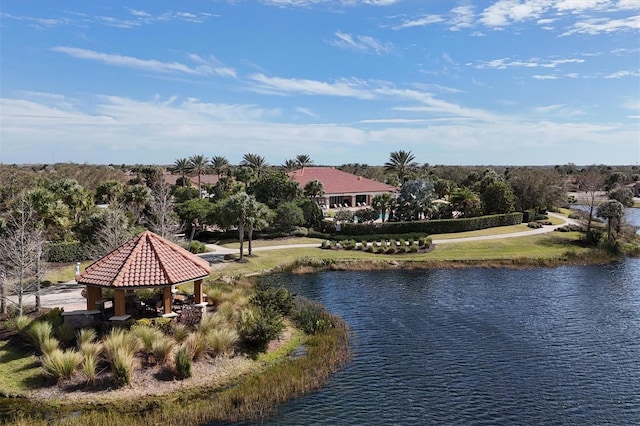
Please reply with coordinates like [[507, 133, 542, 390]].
[[77, 230, 211, 319]]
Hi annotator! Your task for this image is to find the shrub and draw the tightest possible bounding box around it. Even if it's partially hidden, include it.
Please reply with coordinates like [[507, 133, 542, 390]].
[[291, 298, 334, 335], [238, 307, 284, 351], [132, 317, 173, 334], [54, 323, 77, 347], [568, 213, 581, 219], [339, 212, 523, 236], [252, 281, 294, 316], [292, 227, 309, 237], [582, 230, 603, 247], [41, 307, 64, 328], [46, 240, 87, 262], [205, 328, 239, 357], [189, 241, 206, 254], [151, 336, 176, 366], [41, 348, 83, 381], [110, 347, 135, 387], [175, 344, 192, 379], [527, 222, 543, 229]]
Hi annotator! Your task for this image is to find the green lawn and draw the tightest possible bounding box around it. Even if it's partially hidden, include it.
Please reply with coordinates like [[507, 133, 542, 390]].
[[43, 261, 93, 284], [431, 224, 530, 240], [211, 232, 588, 278], [220, 237, 323, 249], [0, 340, 45, 396]]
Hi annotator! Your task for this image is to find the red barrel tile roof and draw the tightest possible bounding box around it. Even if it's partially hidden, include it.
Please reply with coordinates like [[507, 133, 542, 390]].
[[78, 231, 211, 288], [288, 167, 396, 195]]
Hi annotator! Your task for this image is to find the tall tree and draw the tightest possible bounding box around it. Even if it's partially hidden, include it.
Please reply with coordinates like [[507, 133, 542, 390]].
[[124, 184, 151, 225], [245, 201, 273, 256], [218, 192, 256, 261], [597, 200, 624, 241], [576, 167, 605, 234], [148, 180, 181, 241], [295, 154, 313, 169], [384, 150, 417, 184], [188, 154, 209, 198], [173, 158, 190, 187], [95, 180, 125, 205], [481, 181, 516, 215], [281, 159, 298, 172], [251, 171, 302, 209], [0, 195, 47, 315], [210, 156, 230, 179], [396, 179, 435, 221], [241, 153, 268, 178]]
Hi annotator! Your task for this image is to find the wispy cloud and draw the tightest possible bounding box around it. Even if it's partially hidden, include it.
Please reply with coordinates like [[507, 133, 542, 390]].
[[248, 74, 374, 98], [472, 56, 585, 69], [51, 47, 236, 78], [604, 70, 640, 78], [330, 31, 393, 54], [394, 14, 444, 29], [562, 15, 640, 35], [0, 12, 66, 28], [260, 0, 399, 7]]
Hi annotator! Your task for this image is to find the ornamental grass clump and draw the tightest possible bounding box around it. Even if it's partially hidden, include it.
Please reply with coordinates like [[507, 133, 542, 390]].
[[41, 348, 83, 381], [40, 335, 60, 355], [103, 328, 140, 364], [77, 328, 97, 346], [175, 344, 192, 379], [205, 328, 239, 357], [14, 315, 32, 332], [79, 341, 102, 360], [23, 320, 53, 353], [130, 325, 163, 353], [82, 353, 98, 385], [151, 336, 176, 366], [172, 323, 190, 343], [110, 346, 135, 387], [185, 332, 207, 361]]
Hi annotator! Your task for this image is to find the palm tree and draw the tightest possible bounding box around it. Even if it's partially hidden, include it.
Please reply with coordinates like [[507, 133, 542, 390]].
[[371, 193, 394, 222], [246, 202, 273, 256], [241, 153, 268, 178], [295, 154, 313, 169], [124, 184, 151, 225], [281, 159, 298, 172], [218, 192, 257, 260], [173, 158, 190, 187], [450, 187, 481, 218], [304, 180, 324, 200], [384, 150, 417, 184], [188, 154, 209, 198], [210, 156, 230, 179], [597, 199, 624, 241]]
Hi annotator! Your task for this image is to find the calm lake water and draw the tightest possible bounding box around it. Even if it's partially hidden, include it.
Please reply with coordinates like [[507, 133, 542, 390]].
[[250, 209, 640, 425]]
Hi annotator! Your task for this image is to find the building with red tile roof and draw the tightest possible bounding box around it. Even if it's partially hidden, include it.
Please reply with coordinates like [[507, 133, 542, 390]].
[[163, 172, 220, 187], [78, 230, 210, 318], [288, 167, 396, 209]]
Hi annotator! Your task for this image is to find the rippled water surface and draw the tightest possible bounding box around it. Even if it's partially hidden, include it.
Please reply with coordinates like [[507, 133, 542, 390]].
[[251, 258, 640, 426]]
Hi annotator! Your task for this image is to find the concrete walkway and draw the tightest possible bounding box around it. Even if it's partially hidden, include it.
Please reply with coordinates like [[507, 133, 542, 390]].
[[19, 212, 576, 312]]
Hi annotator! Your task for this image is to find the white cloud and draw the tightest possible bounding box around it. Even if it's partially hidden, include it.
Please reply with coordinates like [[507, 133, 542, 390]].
[[604, 70, 640, 78], [473, 56, 585, 69], [51, 47, 237, 78], [448, 5, 476, 30], [562, 15, 640, 35], [248, 74, 375, 99], [1, 94, 636, 165], [330, 31, 393, 54], [394, 14, 444, 29], [533, 74, 560, 79]]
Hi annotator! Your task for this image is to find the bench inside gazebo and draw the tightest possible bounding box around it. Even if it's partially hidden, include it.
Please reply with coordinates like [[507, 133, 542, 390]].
[[77, 230, 211, 322]]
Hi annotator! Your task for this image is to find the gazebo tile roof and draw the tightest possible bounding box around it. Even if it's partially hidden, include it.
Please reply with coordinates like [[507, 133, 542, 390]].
[[78, 231, 211, 288]]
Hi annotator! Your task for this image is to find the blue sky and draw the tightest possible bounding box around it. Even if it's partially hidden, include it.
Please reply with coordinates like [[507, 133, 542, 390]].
[[1, 0, 639, 167]]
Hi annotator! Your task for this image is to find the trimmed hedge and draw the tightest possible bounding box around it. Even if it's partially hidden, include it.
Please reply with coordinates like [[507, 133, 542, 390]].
[[46, 240, 87, 262], [338, 213, 523, 236]]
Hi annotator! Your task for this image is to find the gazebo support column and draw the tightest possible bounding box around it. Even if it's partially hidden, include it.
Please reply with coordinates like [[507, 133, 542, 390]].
[[194, 279, 204, 304], [162, 287, 173, 315], [86, 286, 102, 311], [114, 289, 126, 316]]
